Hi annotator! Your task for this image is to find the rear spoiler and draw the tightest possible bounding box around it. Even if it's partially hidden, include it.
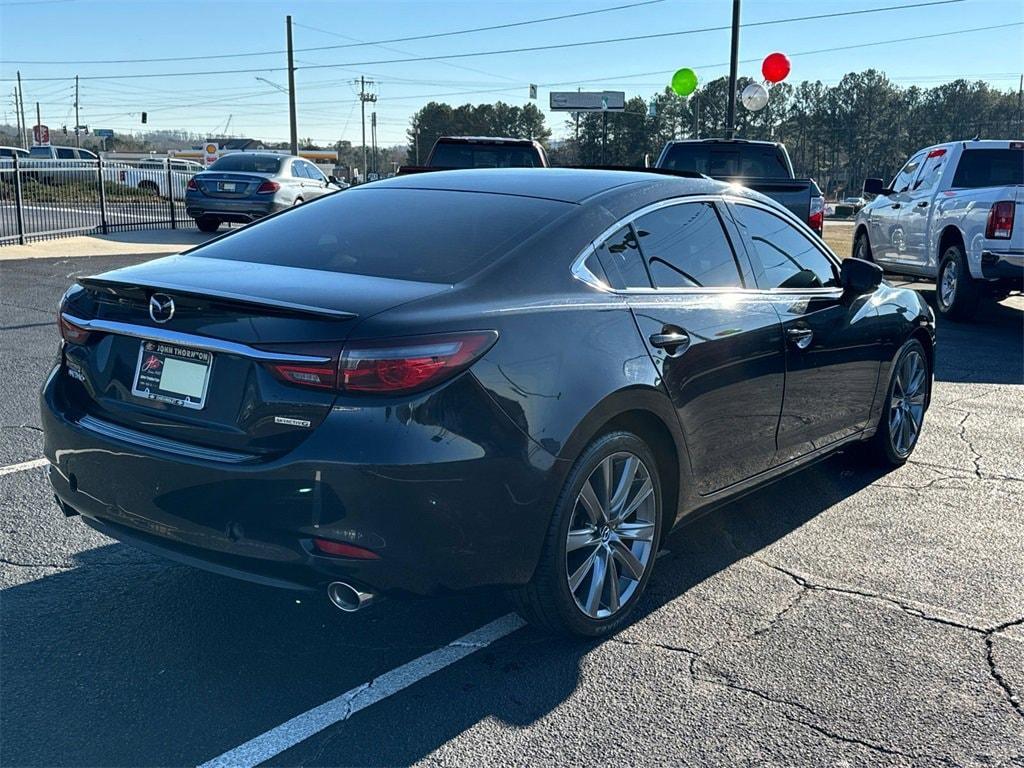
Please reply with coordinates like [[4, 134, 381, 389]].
[[78, 275, 357, 321], [396, 165, 455, 176]]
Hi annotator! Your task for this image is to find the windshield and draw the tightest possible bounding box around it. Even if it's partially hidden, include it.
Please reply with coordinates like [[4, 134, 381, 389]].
[[429, 143, 542, 168], [208, 154, 283, 173], [660, 143, 790, 178], [28, 146, 52, 157], [193, 187, 570, 283]]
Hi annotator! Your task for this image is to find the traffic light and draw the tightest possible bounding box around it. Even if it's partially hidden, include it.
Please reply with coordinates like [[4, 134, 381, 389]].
[[141, 112, 147, 124]]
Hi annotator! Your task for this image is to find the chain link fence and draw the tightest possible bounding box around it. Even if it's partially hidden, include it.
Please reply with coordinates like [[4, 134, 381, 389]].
[[0, 157, 200, 245]]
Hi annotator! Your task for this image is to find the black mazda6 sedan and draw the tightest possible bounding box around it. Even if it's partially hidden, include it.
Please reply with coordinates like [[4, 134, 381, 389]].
[[42, 169, 935, 636]]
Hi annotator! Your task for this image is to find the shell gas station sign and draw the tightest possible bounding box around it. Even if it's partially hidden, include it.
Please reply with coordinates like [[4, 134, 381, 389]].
[[203, 143, 220, 167]]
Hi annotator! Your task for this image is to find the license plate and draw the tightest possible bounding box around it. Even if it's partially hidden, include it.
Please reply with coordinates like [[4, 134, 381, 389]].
[[219, 181, 237, 192], [132, 341, 213, 410]]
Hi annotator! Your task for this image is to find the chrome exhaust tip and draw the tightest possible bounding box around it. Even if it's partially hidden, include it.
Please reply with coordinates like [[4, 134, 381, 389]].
[[327, 581, 377, 612]]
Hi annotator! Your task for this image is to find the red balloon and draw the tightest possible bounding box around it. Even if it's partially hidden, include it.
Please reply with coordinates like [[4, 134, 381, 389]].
[[762, 52, 791, 83]]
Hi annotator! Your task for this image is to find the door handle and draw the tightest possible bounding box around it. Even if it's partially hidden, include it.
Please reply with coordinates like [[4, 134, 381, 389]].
[[787, 327, 814, 350], [890, 203, 902, 209], [649, 330, 691, 354], [916, 201, 929, 208]]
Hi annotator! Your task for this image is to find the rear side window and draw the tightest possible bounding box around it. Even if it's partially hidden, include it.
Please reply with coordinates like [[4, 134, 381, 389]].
[[732, 204, 839, 290], [660, 143, 789, 178], [290, 161, 310, 178], [634, 202, 742, 289], [193, 188, 570, 284], [56, 147, 76, 159], [951, 149, 1024, 188], [210, 154, 283, 173], [594, 226, 650, 289], [429, 143, 542, 169]]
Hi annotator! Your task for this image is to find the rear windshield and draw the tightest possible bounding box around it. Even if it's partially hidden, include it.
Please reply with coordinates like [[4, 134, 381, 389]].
[[951, 149, 1024, 188], [193, 188, 570, 283], [28, 146, 52, 158], [209, 154, 283, 173], [660, 143, 790, 178], [429, 143, 543, 169]]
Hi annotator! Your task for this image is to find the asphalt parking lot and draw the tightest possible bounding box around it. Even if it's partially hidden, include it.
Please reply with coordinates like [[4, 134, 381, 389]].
[[1, 252, 1022, 767]]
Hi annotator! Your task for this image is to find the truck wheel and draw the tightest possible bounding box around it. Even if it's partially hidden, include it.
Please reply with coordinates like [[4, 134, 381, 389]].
[[936, 244, 980, 322], [195, 216, 220, 233], [853, 230, 873, 262]]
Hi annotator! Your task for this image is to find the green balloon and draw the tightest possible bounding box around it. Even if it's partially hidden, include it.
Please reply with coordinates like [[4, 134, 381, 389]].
[[671, 68, 698, 97]]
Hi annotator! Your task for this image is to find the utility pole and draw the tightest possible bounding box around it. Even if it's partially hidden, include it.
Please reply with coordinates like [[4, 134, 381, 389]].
[[1017, 74, 1022, 137], [726, 0, 741, 139], [36, 101, 41, 141], [693, 94, 701, 139], [358, 76, 376, 181], [371, 111, 378, 175], [414, 127, 420, 165], [74, 75, 81, 147], [286, 15, 298, 156], [16, 71, 28, 148], [13, 90, 23, 150]]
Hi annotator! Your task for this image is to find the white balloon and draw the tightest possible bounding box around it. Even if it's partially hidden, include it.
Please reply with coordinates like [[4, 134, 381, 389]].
[[741, 82, 769, 112]]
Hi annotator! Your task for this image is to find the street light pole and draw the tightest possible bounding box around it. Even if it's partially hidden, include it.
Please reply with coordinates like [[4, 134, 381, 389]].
[[726, 0, 741, 139]]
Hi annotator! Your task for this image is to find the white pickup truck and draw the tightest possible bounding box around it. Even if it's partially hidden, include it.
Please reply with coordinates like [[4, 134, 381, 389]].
[[107, 157, 203, 200], [853, 139, 1023, 320]]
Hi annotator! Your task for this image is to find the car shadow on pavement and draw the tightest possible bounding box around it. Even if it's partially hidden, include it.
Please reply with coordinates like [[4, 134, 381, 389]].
[[914, 287, 1023, 385], [0, 455, 888, 767]]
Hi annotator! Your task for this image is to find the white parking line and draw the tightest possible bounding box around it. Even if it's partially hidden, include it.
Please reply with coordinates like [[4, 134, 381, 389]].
[[0, 458, 49, 477], [198, 612, 526, 768]]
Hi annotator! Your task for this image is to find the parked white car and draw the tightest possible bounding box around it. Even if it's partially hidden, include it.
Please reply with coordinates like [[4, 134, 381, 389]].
[[106, 157, 202, 200], [854, 139, 1023, 320]]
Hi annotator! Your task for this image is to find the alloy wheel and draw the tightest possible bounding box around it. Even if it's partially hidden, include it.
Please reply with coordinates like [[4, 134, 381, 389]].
[[889, 350, 927, 457], [565, 451, 657, 619], [939, 257, 957, 309]]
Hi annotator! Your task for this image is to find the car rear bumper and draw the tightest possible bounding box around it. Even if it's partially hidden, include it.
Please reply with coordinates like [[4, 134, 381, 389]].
[[981, 250, 1024, 281], [185, 195, 280, 222], [41, 365, 561, 597]]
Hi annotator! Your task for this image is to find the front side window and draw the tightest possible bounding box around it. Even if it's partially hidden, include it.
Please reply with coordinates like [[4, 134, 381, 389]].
[[634, 202, 742, 289], [914, 150, 948, 193], [56, 147, 76, 159], [732, 204, 839, 290], [594, 226, 650, 290], [303, 162, 326, 182], [890, 152, 925, 193]]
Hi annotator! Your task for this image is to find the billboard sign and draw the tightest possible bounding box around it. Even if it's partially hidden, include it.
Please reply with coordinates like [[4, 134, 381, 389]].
[[549, 91, 625, 112], [33, 124, 50, 145]]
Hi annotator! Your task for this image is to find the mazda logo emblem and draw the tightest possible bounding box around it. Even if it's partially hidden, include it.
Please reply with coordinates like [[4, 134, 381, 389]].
[[149, 293, 175, 324]]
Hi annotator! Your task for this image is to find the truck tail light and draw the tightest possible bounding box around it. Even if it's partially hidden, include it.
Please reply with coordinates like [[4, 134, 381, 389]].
[[808, 195, 825, 235], [256, 180, 280, 194], [985, 201, 1015, 239]]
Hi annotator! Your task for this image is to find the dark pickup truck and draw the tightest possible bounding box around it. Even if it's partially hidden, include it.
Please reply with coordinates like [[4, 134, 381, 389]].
[[655, 139, 825, 236], [399, 136, 549, 174]]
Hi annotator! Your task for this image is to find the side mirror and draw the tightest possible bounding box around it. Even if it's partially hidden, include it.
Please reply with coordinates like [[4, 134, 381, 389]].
[[328, 175, 339, 184], [841, 257, 883, 296], [863, 177, 887, 196]]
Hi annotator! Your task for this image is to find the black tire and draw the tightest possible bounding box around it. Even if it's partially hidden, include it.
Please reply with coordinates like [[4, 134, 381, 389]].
[[860, 338, 930, 468], [195, 216, 220, 233], [510, 431, 663, 637], [853, 230, 873, 262], [936, 243, 980, 321], [293, 197, 303, 206]]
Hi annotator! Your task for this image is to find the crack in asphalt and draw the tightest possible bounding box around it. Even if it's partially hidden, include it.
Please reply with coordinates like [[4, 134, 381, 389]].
[[985, 618, 1024, 721], [956, 412, 985, 480]]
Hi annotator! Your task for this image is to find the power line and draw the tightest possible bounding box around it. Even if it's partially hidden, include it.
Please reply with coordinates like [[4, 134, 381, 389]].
[[1, 0, 973, 82], [0, 0, 664, 65]]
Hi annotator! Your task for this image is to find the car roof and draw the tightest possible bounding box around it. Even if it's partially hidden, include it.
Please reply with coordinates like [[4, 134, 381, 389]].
[[370, 167, 730, 204], [665, 138, 782, 148], [436, 136, 538, 146]]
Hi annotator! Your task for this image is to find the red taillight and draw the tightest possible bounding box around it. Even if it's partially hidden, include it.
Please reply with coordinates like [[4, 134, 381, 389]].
[[340, 331, 498, 394], [59, 315, 90, 344], [312, 538, 380, 560], [985, 200, 1015, 239], [186, 177, 197, 190], [267, 361, 339, 390], [808, 195, 825, 235], [257, 180, 280, 194]]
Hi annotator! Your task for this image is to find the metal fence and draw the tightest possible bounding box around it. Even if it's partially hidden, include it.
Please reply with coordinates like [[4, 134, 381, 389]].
[[0, 157, 199, 245]]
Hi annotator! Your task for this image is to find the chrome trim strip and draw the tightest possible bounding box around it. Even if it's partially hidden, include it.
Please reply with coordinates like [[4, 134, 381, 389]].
[[61, 314, 332, 364], [569, 193, 842, 297], [77, 414, 254, 464]]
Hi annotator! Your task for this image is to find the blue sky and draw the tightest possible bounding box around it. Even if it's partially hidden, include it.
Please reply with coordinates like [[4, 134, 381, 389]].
[[1, 0, 1022, 146]]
